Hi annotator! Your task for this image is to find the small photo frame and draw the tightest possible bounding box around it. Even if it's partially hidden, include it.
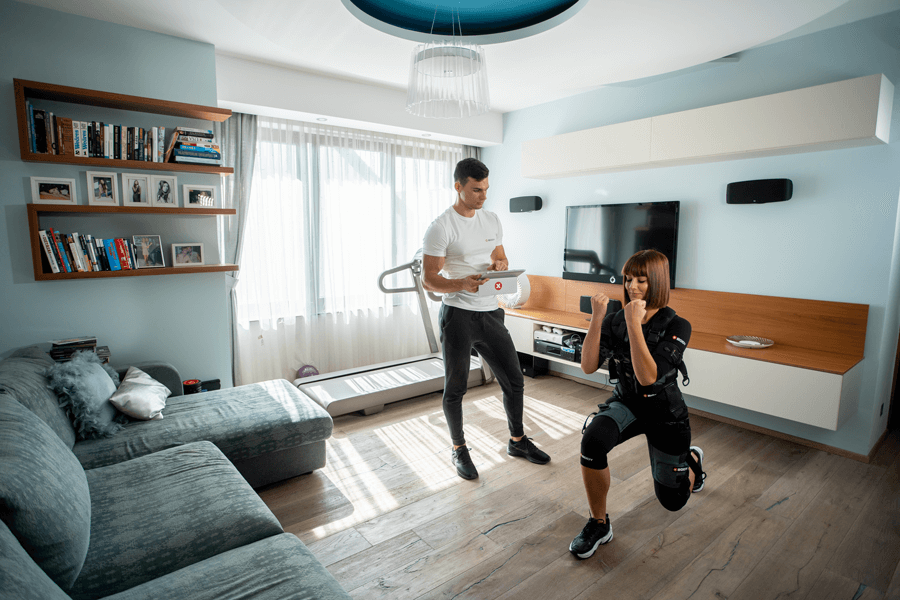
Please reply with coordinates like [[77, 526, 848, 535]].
[[172, 243, 204, 266], [183, 184, 217, 209], [132, 235, 165, 268], [31, 176, 77, 205], [122, 173, 151, 207], [150, 175, 177, 207], [86, 171, 119, 206]]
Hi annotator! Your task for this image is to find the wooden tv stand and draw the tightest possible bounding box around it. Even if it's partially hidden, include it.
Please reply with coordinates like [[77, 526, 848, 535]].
[[504, 276, 868, 431]]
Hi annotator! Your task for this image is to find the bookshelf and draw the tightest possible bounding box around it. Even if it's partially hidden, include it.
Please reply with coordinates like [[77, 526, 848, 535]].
[[14, 79, 234, 174], [28, 204, 239, 281]]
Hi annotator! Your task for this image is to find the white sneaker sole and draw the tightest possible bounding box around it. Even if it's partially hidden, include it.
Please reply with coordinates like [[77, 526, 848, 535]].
[[690, 446, 705, 492], [569, 528, 613, 559]]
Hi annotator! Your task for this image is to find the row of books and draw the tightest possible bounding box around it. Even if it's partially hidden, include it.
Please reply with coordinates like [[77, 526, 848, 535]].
[[164, 127, 222, 165], [39, 229, 144, 274], [48, 336, 110, 363]]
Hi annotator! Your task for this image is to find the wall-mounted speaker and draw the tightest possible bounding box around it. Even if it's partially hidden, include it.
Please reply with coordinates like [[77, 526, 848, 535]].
[[726, 179, 793, 204], [510, 196, 543, 212]]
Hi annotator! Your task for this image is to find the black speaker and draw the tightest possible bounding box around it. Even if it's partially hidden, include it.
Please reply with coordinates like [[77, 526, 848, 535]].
[[580, 296, 623, 315], [726, 179, 793, 204], [510, 196, 542, 212], [517, 352, 548, 378]]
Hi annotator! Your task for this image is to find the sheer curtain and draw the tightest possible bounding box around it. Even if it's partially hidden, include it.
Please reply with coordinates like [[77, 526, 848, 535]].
[[234, 117, 466, 384]]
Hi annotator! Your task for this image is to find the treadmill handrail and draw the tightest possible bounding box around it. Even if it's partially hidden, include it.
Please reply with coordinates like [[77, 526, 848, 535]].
[[378, 260, 418, 294]]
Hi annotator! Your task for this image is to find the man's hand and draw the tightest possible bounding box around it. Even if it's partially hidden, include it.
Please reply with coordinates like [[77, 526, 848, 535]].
[[624, 299, 647, 323], [487, 259, 509, 272], [460, 274, 489, 293]]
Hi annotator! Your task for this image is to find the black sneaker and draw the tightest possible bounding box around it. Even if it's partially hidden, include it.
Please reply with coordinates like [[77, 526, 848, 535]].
[[507, 437, 551, 464], [689, 446, 706, 492], [569, 515, 613, 559], [452, 446, 478, 480]]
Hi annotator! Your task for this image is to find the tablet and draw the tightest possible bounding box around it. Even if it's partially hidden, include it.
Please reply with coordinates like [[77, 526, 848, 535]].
[[480, 269, 525, 279]]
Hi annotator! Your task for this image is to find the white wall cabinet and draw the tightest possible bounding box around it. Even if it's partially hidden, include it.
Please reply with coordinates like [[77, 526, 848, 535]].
[[522, 74, 893, 179]]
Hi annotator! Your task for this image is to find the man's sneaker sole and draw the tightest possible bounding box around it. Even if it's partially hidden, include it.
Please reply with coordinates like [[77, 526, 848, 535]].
[[690, 446, 705, 492], [568, 529, 613, 559], [456, 467, 478, 480]]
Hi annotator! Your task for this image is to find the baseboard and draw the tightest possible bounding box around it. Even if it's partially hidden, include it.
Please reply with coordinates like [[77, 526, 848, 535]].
[[545, 371, 879, 464], [687, 407, 874, 464]]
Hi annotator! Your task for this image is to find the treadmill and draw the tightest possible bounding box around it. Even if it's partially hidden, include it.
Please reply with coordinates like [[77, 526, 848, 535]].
[[294, 252, 493, 417]]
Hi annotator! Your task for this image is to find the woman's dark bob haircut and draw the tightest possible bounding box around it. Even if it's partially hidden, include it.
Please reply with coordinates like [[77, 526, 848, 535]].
[[622, 249, 670, 310]]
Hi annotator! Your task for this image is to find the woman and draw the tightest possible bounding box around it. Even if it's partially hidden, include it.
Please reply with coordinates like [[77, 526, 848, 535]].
[[570, 249, 705, 559]]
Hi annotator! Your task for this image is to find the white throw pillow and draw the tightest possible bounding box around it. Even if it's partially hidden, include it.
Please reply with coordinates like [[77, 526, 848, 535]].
[[108, 367, 171, 420]]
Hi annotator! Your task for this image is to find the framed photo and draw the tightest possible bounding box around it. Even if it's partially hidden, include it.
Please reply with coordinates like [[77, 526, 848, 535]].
[[132, 235, 165, 268], [150, 175, 177, 207], [122, 173, 151, 207], [86, 171, 119, 206], [182, 184, 217, 209], [30, 177, 77, 205], [172, 243, 204, 267]]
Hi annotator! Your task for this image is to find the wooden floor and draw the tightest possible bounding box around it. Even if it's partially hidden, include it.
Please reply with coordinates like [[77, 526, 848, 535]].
[[259, 375, 900, 600]]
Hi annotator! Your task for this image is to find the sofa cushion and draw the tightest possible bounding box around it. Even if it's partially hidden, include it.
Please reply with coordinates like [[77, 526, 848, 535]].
[[0, 347, 76, 448], [70, 441, 284, 600], [45, 351, 125, 440], [108, 366, 171, 420], [74, 379, 333, 470], [100, 533, 351, 600], [0, 393, 91, 591], [0, 520, 70, 600]]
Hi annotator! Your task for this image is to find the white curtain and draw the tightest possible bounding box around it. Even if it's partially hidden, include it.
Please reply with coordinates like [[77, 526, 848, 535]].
[[234, 117, 466, 384]]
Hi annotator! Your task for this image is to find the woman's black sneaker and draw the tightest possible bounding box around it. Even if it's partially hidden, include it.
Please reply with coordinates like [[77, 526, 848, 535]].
[[569, 515, 613, 559], [507, 436, 551, 464], [689, 446, 706, 492], [452, 446, 478, 480]]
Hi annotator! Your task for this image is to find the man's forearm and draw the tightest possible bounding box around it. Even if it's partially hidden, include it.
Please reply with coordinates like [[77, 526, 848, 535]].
[[423, 274, 464, 293]]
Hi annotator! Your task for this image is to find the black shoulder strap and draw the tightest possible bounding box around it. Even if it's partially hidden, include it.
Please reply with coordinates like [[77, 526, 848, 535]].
[[646, 307, 676, 345]]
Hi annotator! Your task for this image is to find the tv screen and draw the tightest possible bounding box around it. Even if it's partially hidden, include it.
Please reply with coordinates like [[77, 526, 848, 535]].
[[563, 201, 680, 287]]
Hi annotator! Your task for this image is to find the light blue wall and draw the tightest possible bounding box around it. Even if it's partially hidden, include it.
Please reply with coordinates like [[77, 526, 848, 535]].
[[484, 11, 900, 456], [0, 0, 232, 386]]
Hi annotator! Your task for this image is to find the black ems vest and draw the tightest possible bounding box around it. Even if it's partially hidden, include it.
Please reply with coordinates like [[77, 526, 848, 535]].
[[607, 307, 690, 398]]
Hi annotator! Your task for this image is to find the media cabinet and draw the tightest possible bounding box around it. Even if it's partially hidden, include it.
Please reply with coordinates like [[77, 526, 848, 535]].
[[505, 275, 868, 432]]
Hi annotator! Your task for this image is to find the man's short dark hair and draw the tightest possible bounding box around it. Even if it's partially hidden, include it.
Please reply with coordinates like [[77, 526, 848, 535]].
[[454, 158, 489, 185]]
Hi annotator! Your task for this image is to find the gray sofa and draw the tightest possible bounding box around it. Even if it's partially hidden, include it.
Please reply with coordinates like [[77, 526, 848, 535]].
[[0, 347, 351, 599]]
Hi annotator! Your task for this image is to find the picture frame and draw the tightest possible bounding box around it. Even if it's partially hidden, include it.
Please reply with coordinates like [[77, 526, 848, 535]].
[[172, 243, 204, 267], [122, 173, 151, 207], [30, 176, 77, 205], [182, 184, 217, 209], [132, 235, 165, 268], [150, 175, 178, 207], [86, 171, 119, 206]]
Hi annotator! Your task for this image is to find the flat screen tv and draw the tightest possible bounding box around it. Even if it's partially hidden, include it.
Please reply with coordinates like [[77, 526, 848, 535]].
[[563, 201, 680, 287]]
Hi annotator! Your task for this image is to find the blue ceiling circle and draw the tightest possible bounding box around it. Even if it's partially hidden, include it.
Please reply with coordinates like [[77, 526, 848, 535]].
[[342, 0, 588, 44]]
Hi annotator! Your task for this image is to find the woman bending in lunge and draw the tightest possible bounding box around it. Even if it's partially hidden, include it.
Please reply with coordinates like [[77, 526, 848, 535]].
[[570, 249, 706, 559]]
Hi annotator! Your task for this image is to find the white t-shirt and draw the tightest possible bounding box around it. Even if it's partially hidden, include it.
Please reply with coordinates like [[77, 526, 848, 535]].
[[423, 206, 503, 311]]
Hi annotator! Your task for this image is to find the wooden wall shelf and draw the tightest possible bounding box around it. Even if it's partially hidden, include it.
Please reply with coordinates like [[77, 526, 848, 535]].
[[27, 204, 238, 281], [14, 79, 234, 175]]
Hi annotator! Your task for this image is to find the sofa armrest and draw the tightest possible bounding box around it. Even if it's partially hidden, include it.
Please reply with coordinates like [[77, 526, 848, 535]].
[[114, 362, 184, 397]]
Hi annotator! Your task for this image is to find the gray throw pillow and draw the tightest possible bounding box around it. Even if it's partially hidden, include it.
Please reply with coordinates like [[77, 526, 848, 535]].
[[0, 394, 91, 591], [45, 351, 127, 440]]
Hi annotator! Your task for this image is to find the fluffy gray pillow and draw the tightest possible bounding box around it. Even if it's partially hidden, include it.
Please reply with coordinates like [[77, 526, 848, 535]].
[[45, 351, 127, 440]]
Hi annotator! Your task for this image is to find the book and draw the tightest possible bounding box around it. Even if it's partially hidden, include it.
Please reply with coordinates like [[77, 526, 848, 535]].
[[26, 101, 36, 153], [50, 335, 97, 347], [66, 234, 85, 272], [173, 148, 221, 160], [173, 155, 221, 165], [114, 238, 131, 269], [49, 229, 72, 273], [94, 238, 109, 271], [175, 126, 214, 138], [38, 230, 60, 274], [151, 126, 158, 162], [178, 142, 221, 151], [164, 130, 180, 162], [44, 227, 66, 272], [78, 122, 86, 157], [48, 112, 57, 154], [33, 109, 48, 153], [77, 235, 92, 271], [57, 117, 75, 155], [157, 127, 165, 162], [177, 135, 217, 144], [84, 235, 99, 271], [103, 238, 122, 271]]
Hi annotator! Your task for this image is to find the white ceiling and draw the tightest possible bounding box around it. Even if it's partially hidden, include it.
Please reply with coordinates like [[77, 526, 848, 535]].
[[15, 0, 900, 113]]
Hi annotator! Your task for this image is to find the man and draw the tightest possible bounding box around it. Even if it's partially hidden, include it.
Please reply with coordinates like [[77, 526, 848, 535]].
[[422, 158, 551, 480]]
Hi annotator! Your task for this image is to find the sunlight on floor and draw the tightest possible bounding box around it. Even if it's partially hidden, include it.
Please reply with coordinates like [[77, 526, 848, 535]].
[[374, 416, 453, 488]]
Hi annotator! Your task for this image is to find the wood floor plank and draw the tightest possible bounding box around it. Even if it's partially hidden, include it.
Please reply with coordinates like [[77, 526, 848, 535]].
[[326, 530, 430, 592], [304, 527, 372, 568], [728, 455, 887, 600], [349, 530, 501, 599], [752, 448, 842, 520], [802, 569, 885, 600], [885, 556, 900, 600], [415, 511, 586, 600], [827, 445, 900, 592]]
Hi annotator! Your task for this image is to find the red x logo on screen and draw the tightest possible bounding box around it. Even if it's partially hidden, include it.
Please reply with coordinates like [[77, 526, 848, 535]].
[[495, 282, 503, 290]]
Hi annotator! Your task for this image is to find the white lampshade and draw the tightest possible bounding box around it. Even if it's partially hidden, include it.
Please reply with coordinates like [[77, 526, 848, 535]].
[[406, 40, 490, 118]]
